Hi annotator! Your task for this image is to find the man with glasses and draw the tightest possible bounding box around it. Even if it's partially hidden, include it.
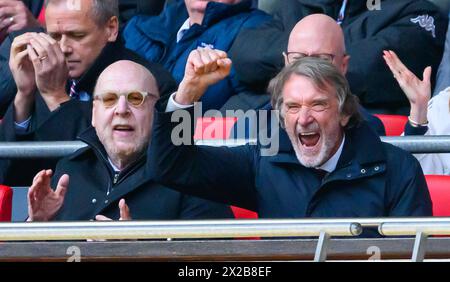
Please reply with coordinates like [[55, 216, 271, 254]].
[[229, 0, 448, 114], [26, 60, 233, 221], [281, 14, 384, 135], [0, 0, 175, 187], [147, 48, 431, 236], [227, 14, 384, 135]]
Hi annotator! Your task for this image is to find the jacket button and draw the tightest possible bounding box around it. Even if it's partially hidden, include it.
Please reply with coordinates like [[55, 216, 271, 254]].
[[346, 173, 352, 178], [91, 198, 97, 204], [374, 166, 380, 171], [361, 169, 366, 174], [104, 200, 109, 204]]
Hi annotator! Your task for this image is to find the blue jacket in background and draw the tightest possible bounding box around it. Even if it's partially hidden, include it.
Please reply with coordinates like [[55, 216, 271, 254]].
[[123, 0, 272, 110]]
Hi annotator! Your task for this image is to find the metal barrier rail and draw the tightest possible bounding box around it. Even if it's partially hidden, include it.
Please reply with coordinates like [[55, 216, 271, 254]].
[[0, 220, 361, 241], [3, 238, 450, 261], [1, 136, 450, 158], [198, 136, 450, 153], [0, 219, 361, 262], [3, 218, 450, 261], [0, 141, 86, 158], [380, 136, 450, 153], [379, 219, 450, 262], [379, 219, 450, 236]]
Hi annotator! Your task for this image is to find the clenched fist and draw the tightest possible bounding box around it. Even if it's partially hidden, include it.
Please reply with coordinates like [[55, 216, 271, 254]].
[[175, 47, 232, 105]]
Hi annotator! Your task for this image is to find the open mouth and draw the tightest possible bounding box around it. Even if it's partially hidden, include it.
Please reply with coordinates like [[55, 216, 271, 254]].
[[113, 124, 134, 132], [298, 132, 320, 147]]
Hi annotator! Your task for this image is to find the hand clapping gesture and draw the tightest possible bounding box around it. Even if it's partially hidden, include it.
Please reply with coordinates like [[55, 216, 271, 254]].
[[27, 170, 69, 222]]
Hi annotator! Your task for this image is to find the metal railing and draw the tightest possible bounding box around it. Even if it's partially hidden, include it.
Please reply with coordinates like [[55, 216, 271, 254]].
[[1, 136, 450, 158], [379, 219, 450, 262], [2, 218, 450, 261], [0, 219, 362, 262], [197, 136, 450, 154]]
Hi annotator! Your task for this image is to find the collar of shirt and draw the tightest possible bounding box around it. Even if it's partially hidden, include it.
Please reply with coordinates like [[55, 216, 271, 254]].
[[317, 135, 346, 173], [108, 157, 121, 173], [176, 18, 191, 43]]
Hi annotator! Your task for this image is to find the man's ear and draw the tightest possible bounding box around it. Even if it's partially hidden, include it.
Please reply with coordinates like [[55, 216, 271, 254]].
[[282, 52, 289, 66], [340, 113, 350, 128], [106, 16, 119, 42], [341, 54, 350, 75], [91, 102, 97, 128]]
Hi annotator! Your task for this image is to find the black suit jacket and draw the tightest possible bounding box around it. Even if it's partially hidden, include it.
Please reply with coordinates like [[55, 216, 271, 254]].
[[53, 127, 233, 220]]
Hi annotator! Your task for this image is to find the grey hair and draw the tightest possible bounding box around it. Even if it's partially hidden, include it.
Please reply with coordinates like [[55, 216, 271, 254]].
[[268, 57, 363, 129], [45, 0, 119, 26]]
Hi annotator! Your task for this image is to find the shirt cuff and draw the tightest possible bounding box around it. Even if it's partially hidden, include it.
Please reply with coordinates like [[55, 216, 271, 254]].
[[14, 116, 32, 134], [404, 121, 428, 136], [165, 92, 193, 112]]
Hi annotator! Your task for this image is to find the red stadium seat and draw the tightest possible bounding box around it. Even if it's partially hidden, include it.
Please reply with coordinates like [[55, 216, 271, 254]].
[[0, 185, 13, 222], [231, 206, 258, 219], [37, 6, 46, 25], [426, 175, 450, 216], [193, 117, 238, 140], [374, 114, 408, 136]]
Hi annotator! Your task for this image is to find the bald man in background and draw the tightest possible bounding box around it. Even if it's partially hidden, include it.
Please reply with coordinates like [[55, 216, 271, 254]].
[[229, 0, 448, 114], [226, 14, 385, 135]]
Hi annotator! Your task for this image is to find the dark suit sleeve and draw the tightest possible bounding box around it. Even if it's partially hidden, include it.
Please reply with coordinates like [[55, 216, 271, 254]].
[[147, 102, 259, 211], [0, 35, 18, 117], [386, 150, 432, 217], [178, 194, 234, 219]]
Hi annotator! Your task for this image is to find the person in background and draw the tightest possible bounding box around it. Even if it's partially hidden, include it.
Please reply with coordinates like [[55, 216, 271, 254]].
[[229, 0, 448, 114], [123, 0, 271, 111], [27, 60, 233, 221], [0, 0, 175, 187], [384, 49, 450, 175], [0, 0, 43, 44]]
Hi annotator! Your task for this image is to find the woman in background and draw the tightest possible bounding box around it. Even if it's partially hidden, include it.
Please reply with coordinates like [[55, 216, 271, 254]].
[[384, 50, 450, 175]]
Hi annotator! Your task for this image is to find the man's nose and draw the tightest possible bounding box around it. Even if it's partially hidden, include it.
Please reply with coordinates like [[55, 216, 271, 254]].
[[59, 35, 72, 54], [296, 107, 314, 127], [114, 95, 130, 115]]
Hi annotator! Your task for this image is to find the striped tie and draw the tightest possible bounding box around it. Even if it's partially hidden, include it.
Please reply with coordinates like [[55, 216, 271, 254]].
[[69, 80, 79, 99]]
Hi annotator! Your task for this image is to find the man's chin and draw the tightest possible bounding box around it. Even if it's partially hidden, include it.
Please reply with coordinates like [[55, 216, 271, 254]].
[[68, 69, 84, 80], [295, 147, 326, 168]]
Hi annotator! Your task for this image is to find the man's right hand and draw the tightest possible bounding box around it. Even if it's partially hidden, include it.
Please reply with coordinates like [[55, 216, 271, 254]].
[[27, 170, 69, 222], [28, 32, 70, 111], [10, 32, 36, 97], [175, 47, 232, 105], [383, 50, 431, 125]]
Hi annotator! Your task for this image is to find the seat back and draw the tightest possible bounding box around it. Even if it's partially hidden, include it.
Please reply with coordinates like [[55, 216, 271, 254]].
[[193, 117, 238, 140], [374, 114, 408, 136], [231, 206, 258, 219], [0, 185, 13, 222], [426, 175, 450, 216]]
